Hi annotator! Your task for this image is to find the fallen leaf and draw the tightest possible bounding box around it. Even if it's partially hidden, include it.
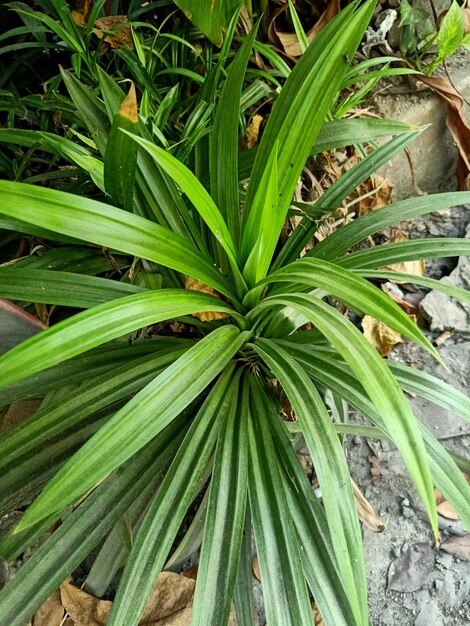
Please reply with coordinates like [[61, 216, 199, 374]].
[[32, 591, 64, 626], [312, 602, 325, 626], [381, 282, 420, 321], [184, 277, 229, 322], [1, 399, 41, 434], [387, 543, 435, 592], [383, 234, 425, 281], [71, 11, 86, 25], [368, 455, 383, 486], [247, 115, 263, 149], [362, 315, 402, 356], [93, 16, 133, 49], [270, 0, 341, 58], [352, 479, 386, 532], [435, 475, 470, 520], [440, 534, 470, 561], [418, 75, 470, 190], [252, 557, 261, 581], [60, 578, 112, 625], [358, 175, 393, 216], [181, 564, 198, 580]]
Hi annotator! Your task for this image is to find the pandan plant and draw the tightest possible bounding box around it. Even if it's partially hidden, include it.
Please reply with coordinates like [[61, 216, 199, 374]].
[[0, 1, 470, 625]]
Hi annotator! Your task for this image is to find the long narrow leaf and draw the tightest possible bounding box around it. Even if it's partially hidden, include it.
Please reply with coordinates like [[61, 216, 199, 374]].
[[253, 340, 368, 625], [107, 366, 242, 626], [0, 181, 236, 300], [191, 371, 249, 626], [0, 289, 237, 389], [253, 293, 438, 535], [14, 326, 248, 531], [247, 376, 315, 626]]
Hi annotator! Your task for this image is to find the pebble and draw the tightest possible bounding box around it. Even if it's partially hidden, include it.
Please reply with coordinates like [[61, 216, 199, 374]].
[[353, 436, 362, 445], [435, 579, 444, 591], [401, 498, 410, 507]]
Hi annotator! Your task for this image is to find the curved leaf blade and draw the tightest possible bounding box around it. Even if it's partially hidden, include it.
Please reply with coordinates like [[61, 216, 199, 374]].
[[253, 340, 368, 625], [0, 289, 237, 389], [14, 326, 248, 531], [0, 181, 236, 300]]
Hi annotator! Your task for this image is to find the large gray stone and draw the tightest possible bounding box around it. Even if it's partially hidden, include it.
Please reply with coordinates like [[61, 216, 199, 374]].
[[420, 224, 470, 333]]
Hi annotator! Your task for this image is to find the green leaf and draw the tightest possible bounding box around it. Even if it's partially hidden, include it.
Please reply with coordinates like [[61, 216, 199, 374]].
[[244, 0, 375, 254], [269, 406, 357, 626], [274, 129, 422, 270], [0, 181, 237, 300], [0, 419, 185, 626], [0, 268, 145, 308], [338, 238, 470, 269], [107, 366, 242, 626], [0, 289, 237, 389], [251, 257, 439, 360], [104, 83, 139, 211], [122, 133, 240, 268], [172, 0, 243, 46], [0, 346, 188, 470], [311, 191, 470, 261], [282, 343, 470, 533], [247, 377, 315, 626], [437, 0, 465, 60], [233, 510, 258, 626], [253, 340, 368, 625], [311, 118, 419, 155], [355, 269, 470, 307], [15, 326, 248, 532], [288, 0, 309, 53], [241, 142, 279, 285], [191, 372, 249, 626], [60, 68, 110, 157], [210, 22, 259, 248], [255, 293, 438, 536]]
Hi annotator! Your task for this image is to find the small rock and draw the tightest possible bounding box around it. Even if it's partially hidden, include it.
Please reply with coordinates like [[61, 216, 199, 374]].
[[402, 507, 415, 519], [401, 498, 410, 507], [413, 598, 444, 626], [352, 435, 362, 445], [388, 543, 435, 592], [435, 579, 444, 591]]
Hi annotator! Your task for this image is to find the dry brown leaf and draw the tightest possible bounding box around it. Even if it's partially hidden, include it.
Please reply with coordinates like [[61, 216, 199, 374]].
[[312, 602, 325, 626], [358, 175, 393, 216], [32, 590, 64, 626], [435, 475, 470, 520], [362, 315, 402, 356], [181, 564, 198, 580], [252, 557, 261, 581], [140, 572, 195, 624], [463, 8, 470, 32], [418, 75, 470, 190], [271, 0, 341, 58], [120, 82, 138, 123], [60, 578, 112, 625], [440, 534, 470, 560], [1, 399, 41, 434], [247, 115, 263, 149], [71, 11, 86, 25], [369, 455, 383, 486], [93, 16, 133, 49], [383, 234, 425, 281], [352, 479, 386, 533], [381, 282, 419, 319], [184, 277, 229, 322], [59, 572, 217, 626]]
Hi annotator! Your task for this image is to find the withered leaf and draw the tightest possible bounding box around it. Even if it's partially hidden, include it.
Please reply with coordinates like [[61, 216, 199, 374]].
[[247, 115, 263, 149], [184, 277, 229, 322], [312, 602, 325, 626], [383, 234, 425, 281], [60, 578, 112, 625], [358, 175, 393, 216], [440, 534, 470, 561], [362, 315, 402, 356], [32, 590, 64, 626], [93, 16, 133, 49], [387, 543, 435, 592], [352, 479, 386, 533], [417, 75, 470, 190]]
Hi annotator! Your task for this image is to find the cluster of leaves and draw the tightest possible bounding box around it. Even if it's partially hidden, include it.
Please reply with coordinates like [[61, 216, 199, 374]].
[[0, 1, 470, 626], [400, 0, 470, 73]]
